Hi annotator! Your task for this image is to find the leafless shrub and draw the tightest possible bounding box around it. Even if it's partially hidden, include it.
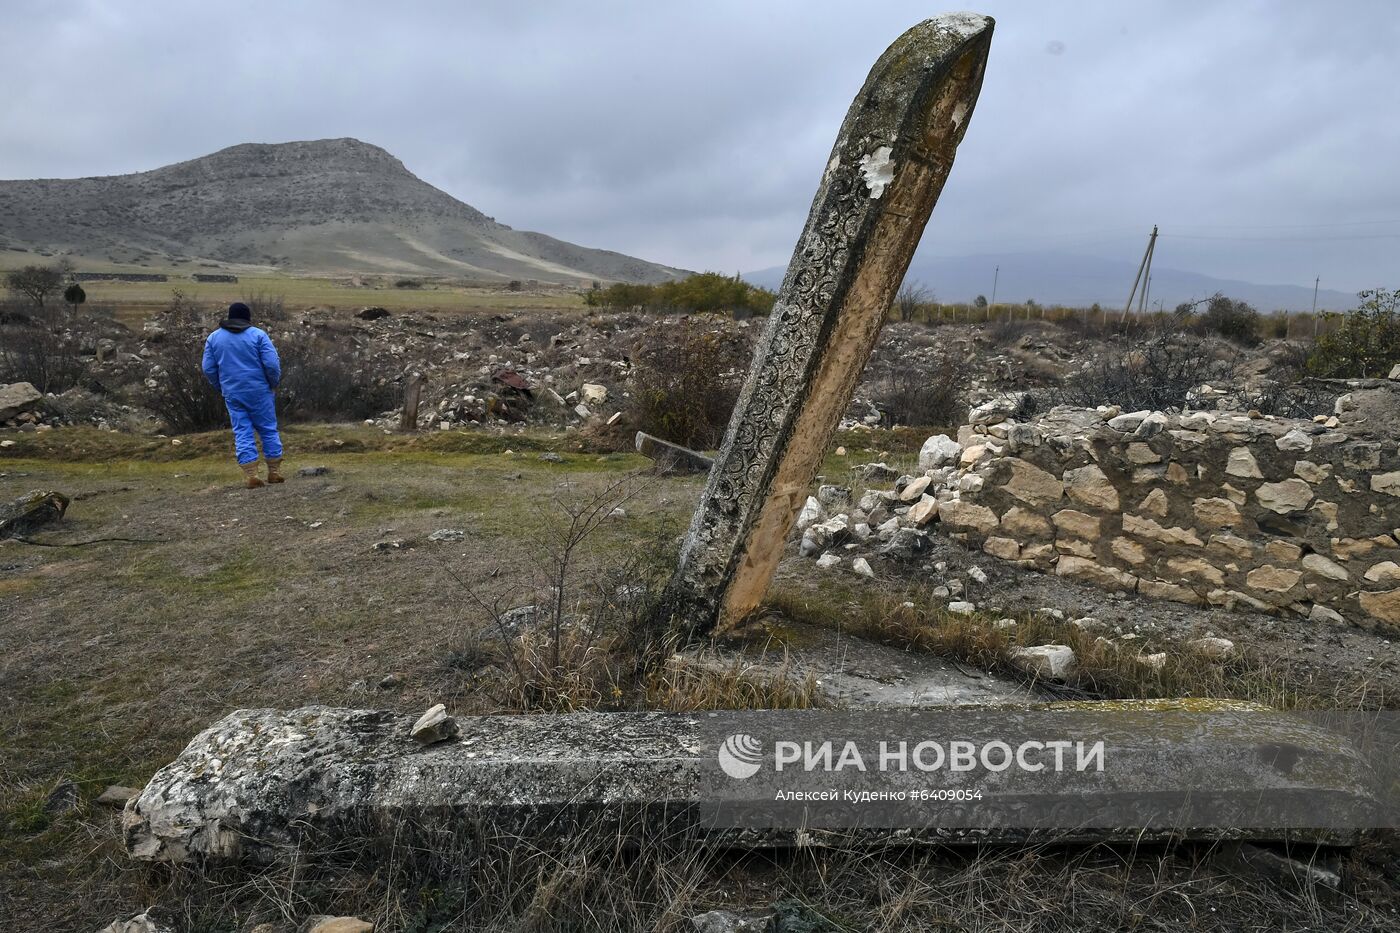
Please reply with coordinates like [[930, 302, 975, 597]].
[[275, 331, 399, 423], [0, 312, 87, 393], [894, 281, 932, 322], [1048, 323, 1233, 413], [142, 294, 226, 432], [625, 317, 751, 449], [868, 352, 969, 429]]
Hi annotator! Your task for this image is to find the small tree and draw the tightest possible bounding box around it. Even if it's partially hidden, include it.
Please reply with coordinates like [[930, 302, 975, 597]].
[[63, 283, 86, 314], [894, 282, 931, 322], [1307, 288, 1400, 378], [1197, 293, 1261, 345], [6, 265, 63, 308]]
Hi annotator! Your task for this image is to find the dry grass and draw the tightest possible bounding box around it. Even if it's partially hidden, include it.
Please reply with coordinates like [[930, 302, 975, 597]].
[[763, 588, 1397, 712]]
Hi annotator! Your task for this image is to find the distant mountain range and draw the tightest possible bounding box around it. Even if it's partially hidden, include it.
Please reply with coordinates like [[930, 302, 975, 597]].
[[746, 250, 1359, 313], [0, 138, 687, 285]]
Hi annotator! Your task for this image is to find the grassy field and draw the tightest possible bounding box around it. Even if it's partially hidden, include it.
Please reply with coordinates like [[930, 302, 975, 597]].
[[4, 268, 589, 326]]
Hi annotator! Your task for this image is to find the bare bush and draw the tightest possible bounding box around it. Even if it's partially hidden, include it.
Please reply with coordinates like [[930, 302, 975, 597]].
[[276, 331, 399, 423], [0, 307, 87, 393], [868, 352, 969, 428], [1051, 324, 1234, 412], [625, 317, 751, 449], [142, 296, 227, 432]]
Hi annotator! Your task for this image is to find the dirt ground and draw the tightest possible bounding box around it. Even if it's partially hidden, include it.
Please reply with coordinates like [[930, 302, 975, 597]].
[[3, 425, 1399, 930]]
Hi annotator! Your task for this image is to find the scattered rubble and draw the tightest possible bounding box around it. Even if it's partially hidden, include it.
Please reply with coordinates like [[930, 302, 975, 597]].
[[797, 401, 1400, 629]]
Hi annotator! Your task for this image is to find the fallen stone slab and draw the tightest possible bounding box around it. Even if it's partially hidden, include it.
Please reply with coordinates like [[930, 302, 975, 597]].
[[680, 620, 1041, 709], [0, 489, 69, 539], [636, 431, 714, 474], [124, 704, 1393, 864]]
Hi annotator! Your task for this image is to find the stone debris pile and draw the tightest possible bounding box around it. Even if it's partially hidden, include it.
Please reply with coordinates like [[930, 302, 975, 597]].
[[799, 400, 1400, 628]]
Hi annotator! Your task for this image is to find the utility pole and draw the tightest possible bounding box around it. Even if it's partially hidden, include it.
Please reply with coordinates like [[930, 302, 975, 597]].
[[1123, 225, 1158, 325], [1312, 276, 1320, 338], [990, 264, 999, 318]]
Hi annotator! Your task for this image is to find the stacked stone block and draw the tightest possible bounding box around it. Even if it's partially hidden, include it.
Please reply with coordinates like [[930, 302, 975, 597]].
[[900, 404, 1400, 629]]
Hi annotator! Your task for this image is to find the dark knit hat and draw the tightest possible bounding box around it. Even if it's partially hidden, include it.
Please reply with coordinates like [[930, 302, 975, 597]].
[[228, 302, 251, 321]]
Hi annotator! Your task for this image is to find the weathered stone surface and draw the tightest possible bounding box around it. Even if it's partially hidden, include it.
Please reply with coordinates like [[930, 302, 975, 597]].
[[1225, 447, 1263, 479], [1186, 636, 1234, 659], [1359, 589, 1400, 625], [1246, 565, 1302, 594], [1110, 537, 1147, 565], [1263, 540, 1303, 562], [1063, 464, 1119, 510], [999, 505, 1051, 538], [1139, 488, 1169, 518], [1006, 644, 1076, 679], [907, 495, 939, 525], [1364, 561, 1400, 584], [938, 499, 999, 534], [1122, 513, 1202, 547], [1276, 428, 1314, 452], [999, 457, 1063, 505], [983, 536, 1020, 560], [1372, 471, 1400, 498], [1294, 460, 1331, 483], [899, 475, 932, 502], [411, 703, 459, 745], [1139, 580, 1202, 605], [635, 431, 715, 474], [94, 909, 176, 933], [666, 16, 995, 633], [1051, 509, 1100, 540], [0, 489, 70, 539], [1256, 479, 1314, 514], [1193, 497, 1242, 528], [96, 785, 141, 808], [0, 381, 42, 421], [1302, 553, 1350, 582], [918, 433, 962, 470], [1209, 533, 1253, 559], [1055, 556, 1137, 591], [1166, 557, 1224, 586]]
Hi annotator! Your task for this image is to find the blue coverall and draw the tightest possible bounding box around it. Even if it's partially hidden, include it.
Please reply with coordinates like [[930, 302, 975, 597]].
[[201, 323, 283, 465]]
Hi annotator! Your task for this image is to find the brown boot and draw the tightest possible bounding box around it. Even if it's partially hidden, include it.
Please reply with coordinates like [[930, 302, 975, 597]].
[[240, 461, 265, 488], [265, 457, 286, 484]]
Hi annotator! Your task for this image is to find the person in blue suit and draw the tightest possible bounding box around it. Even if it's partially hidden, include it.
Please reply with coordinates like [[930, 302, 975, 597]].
[[201, 302, 285, 487]]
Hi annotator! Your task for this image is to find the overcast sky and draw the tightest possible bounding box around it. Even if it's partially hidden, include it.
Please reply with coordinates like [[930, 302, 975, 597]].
[[2, 0, 1397, 292]]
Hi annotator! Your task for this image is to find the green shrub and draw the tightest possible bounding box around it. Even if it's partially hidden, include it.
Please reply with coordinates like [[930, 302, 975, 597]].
[[1307, 289, 1400, 378], [1196, 293, 1260, 345], [585, 272, 775, 316]]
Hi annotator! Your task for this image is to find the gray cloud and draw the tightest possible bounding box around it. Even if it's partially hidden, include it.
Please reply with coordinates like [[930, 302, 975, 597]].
[[2, 0, 1396, 292]]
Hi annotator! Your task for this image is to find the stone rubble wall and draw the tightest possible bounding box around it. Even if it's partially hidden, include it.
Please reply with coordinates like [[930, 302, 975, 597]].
[[874, 402, 1400, 629]]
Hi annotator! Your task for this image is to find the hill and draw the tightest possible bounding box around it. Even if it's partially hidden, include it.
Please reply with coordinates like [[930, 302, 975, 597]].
[[0, 138, 687, 285], [745, 250, 1358, 313]]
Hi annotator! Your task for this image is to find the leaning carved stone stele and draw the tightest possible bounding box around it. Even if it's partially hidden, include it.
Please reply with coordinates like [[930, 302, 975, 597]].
[[665, 14, 996, 635]]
